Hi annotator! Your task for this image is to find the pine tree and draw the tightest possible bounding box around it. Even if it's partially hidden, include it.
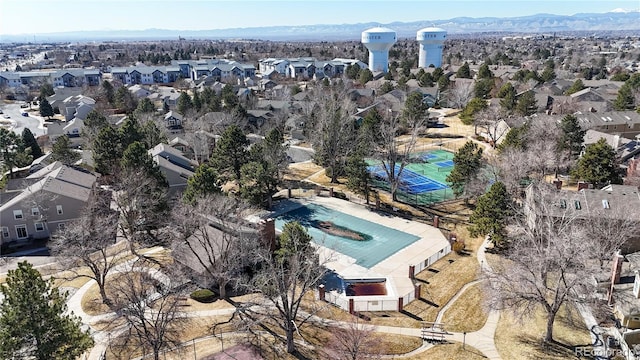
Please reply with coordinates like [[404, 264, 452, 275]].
[[515, 91, 537, 116], [558, 114, 586, 157], [571, 138, 622, 188], [21, 128, 43, 159], [93, 126, 121, 175], [402, 91, 428, 128], [210, 125, 248, 183], [39, 98, 54, 118], [176, 92, 193, 115], [50, 136, 79, 165], [469, 182, 512, 248], [183, 164, 221, 204], [446, 141, 484, 197], [0, 262, 93, 359], [456, 62, 472, 79], [565, 79, 586, 95], [477, 62, 493, 79]]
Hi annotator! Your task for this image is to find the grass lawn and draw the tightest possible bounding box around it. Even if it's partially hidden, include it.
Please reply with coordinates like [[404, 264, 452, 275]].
[[494, 303, 592, 360], [403, 225, 483, 324], [405, 342, 487, 360], [441, 283, 488, 332]]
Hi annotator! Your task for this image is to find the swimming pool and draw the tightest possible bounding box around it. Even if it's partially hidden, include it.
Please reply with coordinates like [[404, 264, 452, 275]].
[[275, 203, 421, 268]]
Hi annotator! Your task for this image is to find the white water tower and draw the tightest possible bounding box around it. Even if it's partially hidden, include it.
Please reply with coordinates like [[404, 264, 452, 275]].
[[361, 27, 397, 73], [417, 27, 447, 68]]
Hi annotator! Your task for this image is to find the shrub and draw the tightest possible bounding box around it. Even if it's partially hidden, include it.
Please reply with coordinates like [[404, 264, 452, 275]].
[[190, 289, 215, 303], [452, 240, 465, 254]]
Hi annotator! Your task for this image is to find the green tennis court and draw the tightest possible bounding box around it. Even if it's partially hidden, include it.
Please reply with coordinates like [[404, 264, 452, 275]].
[[369, 149, 456, 205]]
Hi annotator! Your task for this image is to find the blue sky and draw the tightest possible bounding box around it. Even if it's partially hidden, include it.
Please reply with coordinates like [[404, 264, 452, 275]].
[[1, 0, 638, 35]]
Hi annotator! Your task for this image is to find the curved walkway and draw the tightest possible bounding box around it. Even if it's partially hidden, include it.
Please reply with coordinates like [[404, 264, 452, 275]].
[[70, 238, 503, 360]]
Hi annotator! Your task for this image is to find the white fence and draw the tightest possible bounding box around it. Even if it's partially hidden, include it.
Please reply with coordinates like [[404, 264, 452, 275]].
[[414, 244, 452, 274]]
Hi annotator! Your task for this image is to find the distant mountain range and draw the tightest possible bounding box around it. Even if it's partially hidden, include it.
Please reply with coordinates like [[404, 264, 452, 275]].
[[2, 11, 639, 42]]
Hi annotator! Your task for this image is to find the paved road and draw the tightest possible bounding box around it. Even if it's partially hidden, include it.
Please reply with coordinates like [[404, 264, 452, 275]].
[[1, 103, 46, 137]]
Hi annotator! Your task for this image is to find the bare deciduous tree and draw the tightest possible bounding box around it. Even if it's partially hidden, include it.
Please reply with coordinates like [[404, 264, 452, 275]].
[[236, 221, 330, 354], [110, 268, 186, 360], [485, 182, 633, 344], [375, 106, 425, 201], [311, 85, 357, 183], [171, 194, 258, 299], [51, 192, 121, 306], [324, 317, 383, 360], [445, 80, 475, 109], [113, 169, 169, 257], [474, 106, 508, 147]]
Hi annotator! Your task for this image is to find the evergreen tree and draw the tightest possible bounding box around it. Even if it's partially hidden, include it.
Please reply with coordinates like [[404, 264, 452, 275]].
[[613, 83, 635, 111], [135, 97, 155, 114], [541, 65, 556, 82], [345, 64, 361, 80], [402, 91, 428, 128], [0, 262, 93, 359], [183, 164, 221, 204], [469, 182, 512, 248], [39, 83, 55, 100], [118, 116, 144, 149], [515, 90, 537, 116], [446, 141, 484, 197], [101, 80, 115, 105], [460, 97, 488, 125], [239, 159, 278, 208], [39, 98, 54, 118], [456, 62, 472, 79], [558, 114, 586, 157], [565, 79, 586, 95], [345, 152, 371, 204], [192, 90, 202, 112], [358, 68, 373, 85], [221, 84, 238, 109], [210, 125, 248, 183], [21, 128, 43, 159], [0, 128, 21, 178], [121, 141, 166, 185], [379, 81, 395, 94], [477, 62, 493, 79], [93, 126, 121, 175], [176, 92, 193, 115], [498, 83, 517, 112], [571, 138, 622, 187], [114, 86, 138, 113], [140, 120, 166, 149], [474, 78, 494, 99], [497, 124, 528, 153], [50, 136, 79, 165]]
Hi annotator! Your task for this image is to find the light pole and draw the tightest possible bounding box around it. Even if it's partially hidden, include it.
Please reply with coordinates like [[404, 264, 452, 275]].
[[463, 332, 466, 350]]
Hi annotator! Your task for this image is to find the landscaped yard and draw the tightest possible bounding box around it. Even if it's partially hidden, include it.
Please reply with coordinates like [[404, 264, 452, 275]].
[[441, 282, 488, 332], [406, 342, 487, 360], [494, 304, 592, 360]]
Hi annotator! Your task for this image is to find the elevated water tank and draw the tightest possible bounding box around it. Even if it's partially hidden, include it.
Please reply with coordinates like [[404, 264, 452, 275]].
[[417, 27, 447, 68], [361, 27, 397, 73]]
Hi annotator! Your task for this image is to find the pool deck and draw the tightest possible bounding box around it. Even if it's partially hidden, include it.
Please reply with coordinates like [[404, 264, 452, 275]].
[[270, 197, 451, 302]]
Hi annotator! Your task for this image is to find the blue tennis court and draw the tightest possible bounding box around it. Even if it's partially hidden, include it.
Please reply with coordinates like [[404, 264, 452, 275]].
[[368, 165, 448, 194], [417, 153, 439, 161], [435, 160, 454, 167]]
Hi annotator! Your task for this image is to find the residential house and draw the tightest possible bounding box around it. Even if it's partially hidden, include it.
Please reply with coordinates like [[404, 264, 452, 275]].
[[524, 184, 640, 253], [164, 111, 183, 133], [148, 144, 196, 188], [0, 163, 97, 245]]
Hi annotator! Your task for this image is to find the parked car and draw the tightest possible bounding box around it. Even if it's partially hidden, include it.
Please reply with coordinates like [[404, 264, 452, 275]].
[[0, 109, 3, 114], [19, 103, 29, 108], [21, 112, 28, 117], [3, 114, 10, 119]]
